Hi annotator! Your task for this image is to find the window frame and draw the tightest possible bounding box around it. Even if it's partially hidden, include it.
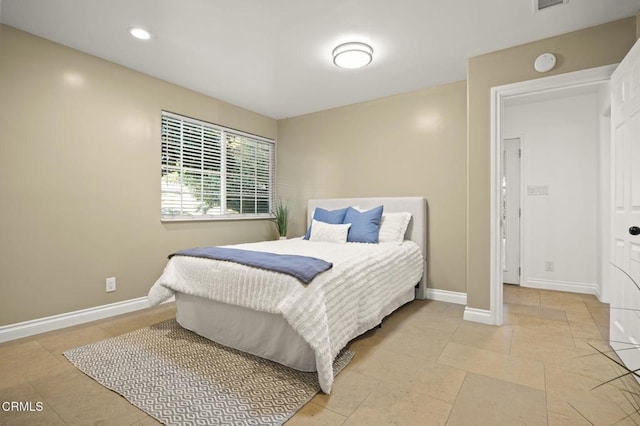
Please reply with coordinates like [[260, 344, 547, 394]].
[[160, 111, 275, 222]]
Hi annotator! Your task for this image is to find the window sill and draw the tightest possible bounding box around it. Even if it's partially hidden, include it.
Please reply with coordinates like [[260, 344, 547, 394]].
[[161, 214, 274, 223]]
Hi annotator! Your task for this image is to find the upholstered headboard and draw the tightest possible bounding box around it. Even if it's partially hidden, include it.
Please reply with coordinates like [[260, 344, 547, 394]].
[[307, 197, 427, 299]]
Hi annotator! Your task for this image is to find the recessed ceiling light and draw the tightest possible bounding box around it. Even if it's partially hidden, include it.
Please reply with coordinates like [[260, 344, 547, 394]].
[[129, 27, 151, 40], [332, 42, 373, 69]]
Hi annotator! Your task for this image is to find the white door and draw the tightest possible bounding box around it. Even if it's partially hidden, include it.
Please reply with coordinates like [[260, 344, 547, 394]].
[[502, 138, 521, 285], [610, 37, 640, 382]]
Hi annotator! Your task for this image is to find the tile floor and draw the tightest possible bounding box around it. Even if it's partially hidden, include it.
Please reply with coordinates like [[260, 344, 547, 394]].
[[1, 285, 639, 425]]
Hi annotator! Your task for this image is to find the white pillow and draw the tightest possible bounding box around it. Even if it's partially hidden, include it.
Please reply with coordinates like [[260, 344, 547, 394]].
[[378, 212, 412, 243], [309, 219, 351, 243]]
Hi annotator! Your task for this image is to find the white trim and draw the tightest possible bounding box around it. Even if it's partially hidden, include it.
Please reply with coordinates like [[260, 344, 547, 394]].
[[463, 307, 493, 325], [0, 296, 175, 343], [524, 279, 598, 295], [426, 288, 467, 305], [594, 285, 603, 301], [490, 82, 504, 326], [489, 64, 617, 326]]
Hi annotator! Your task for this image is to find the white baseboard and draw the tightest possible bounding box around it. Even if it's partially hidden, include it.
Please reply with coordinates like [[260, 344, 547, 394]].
[[524, 278, 598, 295], [0, 296, 175, 343], [463, 307, 494, 325], [594, 286, 603, 302], [426, 288, 467, 305]]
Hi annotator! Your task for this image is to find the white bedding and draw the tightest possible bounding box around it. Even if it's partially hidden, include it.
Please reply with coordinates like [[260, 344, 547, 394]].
[[148, 237, 424, 393]]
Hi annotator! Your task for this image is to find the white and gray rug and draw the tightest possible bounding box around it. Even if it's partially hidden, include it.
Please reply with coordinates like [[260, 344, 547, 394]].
[[64, 319, 353, 425]]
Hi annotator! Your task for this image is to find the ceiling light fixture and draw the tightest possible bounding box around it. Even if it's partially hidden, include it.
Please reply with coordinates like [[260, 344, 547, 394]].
[[129, 27, 151, 40], [332, 42, 373, 69]]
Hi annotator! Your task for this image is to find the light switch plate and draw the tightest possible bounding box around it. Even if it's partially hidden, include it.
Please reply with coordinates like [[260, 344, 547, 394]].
[[527, 185, 549, 196]]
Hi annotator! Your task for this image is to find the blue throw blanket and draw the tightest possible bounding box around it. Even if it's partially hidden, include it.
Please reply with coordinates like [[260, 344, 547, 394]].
[[169, 247, 333, 284]]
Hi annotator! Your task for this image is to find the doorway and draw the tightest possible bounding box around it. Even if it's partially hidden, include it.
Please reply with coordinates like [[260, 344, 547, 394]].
[[488, 64, 616, 325]]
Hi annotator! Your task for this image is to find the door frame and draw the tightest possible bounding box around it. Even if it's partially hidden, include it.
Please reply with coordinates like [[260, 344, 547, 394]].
[[488, 64, 617, 325]]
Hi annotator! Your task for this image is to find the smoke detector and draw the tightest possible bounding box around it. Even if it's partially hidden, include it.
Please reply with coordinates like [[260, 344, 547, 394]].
[[535, 0, 568, 12]]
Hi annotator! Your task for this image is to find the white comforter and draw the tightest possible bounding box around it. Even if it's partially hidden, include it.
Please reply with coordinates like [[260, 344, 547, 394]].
[[148, 238, 424, 393]]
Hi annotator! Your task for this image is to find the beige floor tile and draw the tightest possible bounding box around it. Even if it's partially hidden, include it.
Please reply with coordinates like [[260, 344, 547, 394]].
[[570, 320, 606, 340], [437, 341, 545, 390], [349, 324, 450, 370], [572, 337, 615, 358], [382, 298, 426, 320], [412, 313, 464, 334], [343, 381, 452, 426], [504, 302, 568, 322], [36, 325, 112, 355], [1, 285, 635, 425], [586, 304, 610, 318], [556, 346, 624, 383], [286, 402, 346, 425], [510, 333, 587, 364], [450, 321, 513, 354], [540, 289, 587, 304], [0, 382, 65, 426], [435, 301, 466, 318], [598, 325, 611, 340], [580, 293, 603, 305], [511, 320, 576, 348], [592, 313, 610, 330], [504, 285, 540, 307], [0, 343, 74, 390], [375, 299, 460, 338], [447, 372, 547, 425], [350, 346, 466, 404], [374, 320, 452, 361], [586, 305, 610, 331], [565, 309, 596, 324], [31, 370, 148, 426], [394, 305, 465, 335], [97, 304, 177, 337], [540, 291, 592, 314], [502, 309, 520, 326], [547, 410, 592, 425], [616, 372, 640, 406], [545, 364, 637, 424], [345, 329, 382, 354], [127, 415, 163, 425], [509, 312, 573, 332], [406, 298, 464, 317], [616, 413, 640, 425], [311, 370, 380, 417], [0, 339, 41, 360]]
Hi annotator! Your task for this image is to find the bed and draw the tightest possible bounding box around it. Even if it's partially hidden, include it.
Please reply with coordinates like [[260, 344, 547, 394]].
[[148, 196, 427, 393]]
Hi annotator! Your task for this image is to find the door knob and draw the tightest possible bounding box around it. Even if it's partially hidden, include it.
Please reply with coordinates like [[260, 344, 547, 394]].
[[630, 226, 640, 236]]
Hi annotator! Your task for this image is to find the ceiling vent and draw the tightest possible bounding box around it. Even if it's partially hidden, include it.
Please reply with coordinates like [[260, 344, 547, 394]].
[[536, 0, 568, 12]]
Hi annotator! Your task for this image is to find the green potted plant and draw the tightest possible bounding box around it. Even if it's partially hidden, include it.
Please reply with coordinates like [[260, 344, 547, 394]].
[[273, 200, 289, 239]]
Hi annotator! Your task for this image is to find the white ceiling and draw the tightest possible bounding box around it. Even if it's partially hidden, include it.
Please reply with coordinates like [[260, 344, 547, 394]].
[[1, 0, 638, 119]]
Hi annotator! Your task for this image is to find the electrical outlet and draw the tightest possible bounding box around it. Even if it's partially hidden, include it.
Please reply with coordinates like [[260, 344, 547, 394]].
[[545, 261, 554, 272], [106, 277, 116, 292]]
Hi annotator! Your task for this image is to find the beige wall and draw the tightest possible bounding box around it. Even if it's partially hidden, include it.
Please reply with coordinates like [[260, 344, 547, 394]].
[[0, 25, 277, 325], [466, 18, 637, 310], [1, 16, 637, 326], [277, 81, 468, 294]]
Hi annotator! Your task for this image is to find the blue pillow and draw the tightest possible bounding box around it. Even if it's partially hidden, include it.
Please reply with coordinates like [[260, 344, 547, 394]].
[[343, 205, 384, 243], [303, 207, 349, 240]]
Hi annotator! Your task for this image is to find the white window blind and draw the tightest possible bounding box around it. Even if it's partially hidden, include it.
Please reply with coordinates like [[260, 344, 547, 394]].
[[161, 111, 275, 221]]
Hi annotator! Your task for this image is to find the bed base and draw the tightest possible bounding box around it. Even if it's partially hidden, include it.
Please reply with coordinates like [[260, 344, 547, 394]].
[[176, 196, 427, 372]]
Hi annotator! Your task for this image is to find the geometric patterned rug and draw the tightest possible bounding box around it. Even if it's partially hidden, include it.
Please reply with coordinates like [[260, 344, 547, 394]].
[[64, 320, 353, 426]]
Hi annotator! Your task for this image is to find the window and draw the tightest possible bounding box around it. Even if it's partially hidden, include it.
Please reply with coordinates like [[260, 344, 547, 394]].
[[161, 111, 275, 221]]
